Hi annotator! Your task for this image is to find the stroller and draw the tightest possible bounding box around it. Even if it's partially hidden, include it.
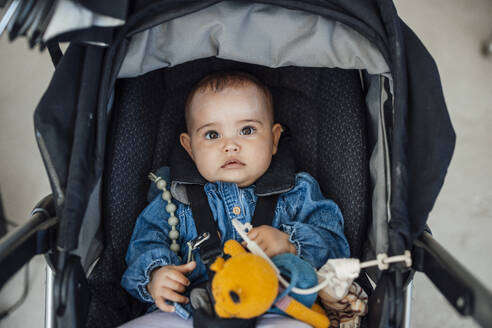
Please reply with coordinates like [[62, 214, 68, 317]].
[[1, 0, 492, 327]]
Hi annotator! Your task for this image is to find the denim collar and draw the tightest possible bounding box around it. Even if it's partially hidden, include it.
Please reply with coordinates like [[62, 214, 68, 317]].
[[170, 139, 295, 204]]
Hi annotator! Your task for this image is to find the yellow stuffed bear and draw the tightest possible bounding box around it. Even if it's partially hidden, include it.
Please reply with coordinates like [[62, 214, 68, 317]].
[[210, 240, 330, 328]]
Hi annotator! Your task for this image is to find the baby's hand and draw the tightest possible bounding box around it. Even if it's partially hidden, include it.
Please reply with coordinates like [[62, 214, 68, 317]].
[[245, 225, 296, 258], [147, 261, 196, 312]]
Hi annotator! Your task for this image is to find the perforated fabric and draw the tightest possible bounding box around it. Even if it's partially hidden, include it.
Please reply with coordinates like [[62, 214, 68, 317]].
[[87, 57, 369, 327]]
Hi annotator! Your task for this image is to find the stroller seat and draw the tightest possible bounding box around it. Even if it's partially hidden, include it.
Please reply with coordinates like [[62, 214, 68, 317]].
[[89, 57, 370, 326]]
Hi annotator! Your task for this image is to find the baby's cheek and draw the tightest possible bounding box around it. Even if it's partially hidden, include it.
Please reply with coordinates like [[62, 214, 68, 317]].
[[194, 152, 217, 178], [248, 155, 271, 179]]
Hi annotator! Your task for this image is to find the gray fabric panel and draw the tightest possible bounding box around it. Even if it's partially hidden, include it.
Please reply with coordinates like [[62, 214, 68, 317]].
[[363, 74, 390, 266], [75, 86, 118, 270], [75, 177, 103, 271], [171, 181, 189, 205], [118, 2, 389, 78], [44, 0, 124, 42]]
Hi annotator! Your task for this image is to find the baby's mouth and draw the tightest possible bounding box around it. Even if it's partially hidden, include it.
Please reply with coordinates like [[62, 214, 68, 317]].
[[221, 159, 245, 168]]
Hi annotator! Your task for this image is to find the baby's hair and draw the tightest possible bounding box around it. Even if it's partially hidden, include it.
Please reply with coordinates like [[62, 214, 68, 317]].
[[184, 71, 274, 131]]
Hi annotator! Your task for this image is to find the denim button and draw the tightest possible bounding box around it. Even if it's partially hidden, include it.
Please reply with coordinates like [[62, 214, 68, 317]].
[[233, 206, 241, 215]]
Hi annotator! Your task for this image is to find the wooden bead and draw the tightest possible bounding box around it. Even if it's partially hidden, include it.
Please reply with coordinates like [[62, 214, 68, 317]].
[[162, 191, 172, 201], [166, 203, 177, 214], [169, 230, 179, 240], [156, 179, 167, 190], [168, 215, 178, 226], [170, 243, 180, 253]]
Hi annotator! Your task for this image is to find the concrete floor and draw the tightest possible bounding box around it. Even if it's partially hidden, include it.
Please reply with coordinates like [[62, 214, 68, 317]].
[[1, 1, 491, 327]]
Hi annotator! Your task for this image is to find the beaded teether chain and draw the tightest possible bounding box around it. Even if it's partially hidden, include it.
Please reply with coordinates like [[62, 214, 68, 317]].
[[148, 172, 180, 254]]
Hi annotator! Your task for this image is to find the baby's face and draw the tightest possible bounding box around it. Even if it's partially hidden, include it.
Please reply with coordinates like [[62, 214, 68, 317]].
[[180, 84, 282, 187]]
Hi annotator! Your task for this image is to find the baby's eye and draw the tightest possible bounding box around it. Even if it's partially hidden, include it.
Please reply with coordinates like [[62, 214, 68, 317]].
[[205, 130, 220, 140], [240, 126, 256, 136]]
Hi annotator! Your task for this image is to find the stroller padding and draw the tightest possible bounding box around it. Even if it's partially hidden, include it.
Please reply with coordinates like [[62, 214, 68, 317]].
[[88, 57, 369, 327]]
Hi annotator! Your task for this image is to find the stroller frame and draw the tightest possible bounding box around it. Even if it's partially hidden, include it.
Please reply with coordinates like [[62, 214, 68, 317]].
[[1, 0, 492, 327]]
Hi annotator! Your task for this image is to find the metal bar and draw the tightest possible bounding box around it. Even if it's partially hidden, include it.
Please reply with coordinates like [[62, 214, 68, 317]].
[[45, 261, 55, 328], [413, 232, 492, 327], [402, 279, 413, 328], [0, 195, 56, 289], [0, 0, 20, 36]]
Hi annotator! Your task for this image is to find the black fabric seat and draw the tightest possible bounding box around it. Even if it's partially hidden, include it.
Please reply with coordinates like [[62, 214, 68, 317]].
[[87, 57, 370, 327]]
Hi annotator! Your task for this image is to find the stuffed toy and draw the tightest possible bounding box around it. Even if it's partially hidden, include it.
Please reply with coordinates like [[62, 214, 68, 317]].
[[210, 239, 330, 328]]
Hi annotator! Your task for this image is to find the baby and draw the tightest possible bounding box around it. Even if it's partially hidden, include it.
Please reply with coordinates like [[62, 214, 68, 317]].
[[121, 71, 350, 325]]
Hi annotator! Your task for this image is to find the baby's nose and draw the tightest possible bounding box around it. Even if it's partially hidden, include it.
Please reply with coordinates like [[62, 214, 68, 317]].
[[224, 143, 239, 153]]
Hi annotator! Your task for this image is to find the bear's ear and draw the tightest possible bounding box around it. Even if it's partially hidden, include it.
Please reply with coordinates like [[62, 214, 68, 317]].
[[210, 257, 225, 272], [224, 240, 246, 256]]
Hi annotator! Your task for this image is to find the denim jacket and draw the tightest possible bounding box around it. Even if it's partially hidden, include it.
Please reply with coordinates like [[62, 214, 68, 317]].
[[121, 171, 350, 305]]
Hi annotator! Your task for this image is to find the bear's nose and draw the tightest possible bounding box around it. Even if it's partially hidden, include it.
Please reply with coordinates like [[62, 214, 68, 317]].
[[229, 291, 240, 303]]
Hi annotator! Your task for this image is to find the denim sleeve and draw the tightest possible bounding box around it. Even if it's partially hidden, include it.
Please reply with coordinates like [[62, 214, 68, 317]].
[[121, 194, 182, 303], [278, 173, 350, 269]]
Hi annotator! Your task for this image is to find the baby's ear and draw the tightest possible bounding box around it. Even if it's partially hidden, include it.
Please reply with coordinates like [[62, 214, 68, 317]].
[[179, 132, 194, 160], [271, 123, 282, 155]]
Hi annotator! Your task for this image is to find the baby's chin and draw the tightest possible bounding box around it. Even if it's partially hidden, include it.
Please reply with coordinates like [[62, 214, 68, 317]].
[[200, 166, 270, 187]]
